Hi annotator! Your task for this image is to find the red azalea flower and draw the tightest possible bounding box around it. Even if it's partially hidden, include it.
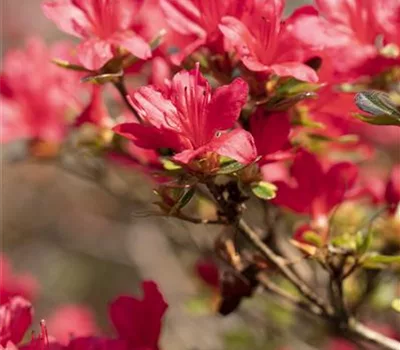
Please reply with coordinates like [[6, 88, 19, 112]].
[[273, 150, 358, 229], [109, 281, 168, 350], [291, 0, 400, 76], [385, 165, 400, 215], [219, 0, 318, 82], [160, 0, 246, 64], [249, 109, 292, 163], [113, 63, 257, 166], [0, 297, 33, 347], [46, 305, 99, 345], [298, 54, 400, 149], [42, 0, 151, 70], [0, 37, 82, 144], [0, 255, 39, 305]]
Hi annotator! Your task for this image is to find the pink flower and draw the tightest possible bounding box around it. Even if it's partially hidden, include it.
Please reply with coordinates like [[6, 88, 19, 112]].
[[385, 165, 400, 215], [109, 281, 168, 350], [0, 297, 33, 347], [113, 64, 257, 166], [42, 0, 151, 70], [46, 305, 99, 345], [160, 0, 246, 64], [74, 86, 109, 128], [273, 150, 358, 229], [291, 0, 400, 76], [219, 0, 318, 82], [250, 110, 292, 163], [0, 37, 82, 144], [0, 255, 39, 305]]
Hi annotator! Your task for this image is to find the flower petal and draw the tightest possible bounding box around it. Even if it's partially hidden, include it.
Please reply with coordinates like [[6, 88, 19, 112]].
[[76, 38, 113, 70], [250, 110, 291, 158], [270, 62, 318, 82], [0, 297, 33, 347], [42, 0, 90, 38], [110, 31, 151, 60], [160, 0, 205, 37], [131, 86, 179, 129], [205, 78, 249, 139], [112, 123, 185, 151], [109, 281, 168, 349]]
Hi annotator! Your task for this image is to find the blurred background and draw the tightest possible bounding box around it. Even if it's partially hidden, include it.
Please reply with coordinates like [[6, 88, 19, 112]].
[[5, 1, 391, 350]]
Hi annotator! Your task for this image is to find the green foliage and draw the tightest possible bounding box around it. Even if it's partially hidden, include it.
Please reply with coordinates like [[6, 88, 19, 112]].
[[251, 181, 277, 200], [354, 90, 400, 126]]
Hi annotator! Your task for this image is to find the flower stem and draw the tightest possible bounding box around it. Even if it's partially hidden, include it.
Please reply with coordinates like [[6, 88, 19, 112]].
[[113, 78, 143, 124]]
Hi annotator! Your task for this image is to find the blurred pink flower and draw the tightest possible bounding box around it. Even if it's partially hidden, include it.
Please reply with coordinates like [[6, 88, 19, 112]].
[[220, 0, 318, 82], [0, 297, 33, 347], [0, 37, 82, 144], [46, 305, 99, 345], [42, 0, 151, 70], [109, 281, 168, 350], [0, 255, 39, 305]]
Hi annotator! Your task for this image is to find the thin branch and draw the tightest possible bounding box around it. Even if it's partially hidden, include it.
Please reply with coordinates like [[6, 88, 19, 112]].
[[238, 218, 334, 316], [257, 272, 323, 317], [348, 319, 400, 350], [169, 212, 226, 225], [204, 180, 333, 316], [113, 78, 143, 123]]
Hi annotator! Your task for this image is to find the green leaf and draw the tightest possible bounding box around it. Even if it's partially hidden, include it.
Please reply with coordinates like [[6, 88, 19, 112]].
[[356, 228, 373, 255], [303, 230, 322, 247], [81, 71, 123, 84], [363, 253, 400, 268], [52, 58, 92, 72], [161, 158, 182, 171], [169, 186, 196, 214], [251, 181, 277, 200], [353, 113, 400, 126], [217, 159, 247, 175], [276, 77, 320, 96], [392, 299, 400, 313], [354, 90, 400, 126], [265, 92, 317, 111]]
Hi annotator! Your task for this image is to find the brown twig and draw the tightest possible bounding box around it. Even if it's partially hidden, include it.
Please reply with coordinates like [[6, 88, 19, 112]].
[[204, 179, 400, 350], [113, 78, 143, 123]]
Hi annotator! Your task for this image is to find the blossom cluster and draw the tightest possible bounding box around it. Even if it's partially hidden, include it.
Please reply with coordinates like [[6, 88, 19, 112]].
[[1, 255, 167, 350]]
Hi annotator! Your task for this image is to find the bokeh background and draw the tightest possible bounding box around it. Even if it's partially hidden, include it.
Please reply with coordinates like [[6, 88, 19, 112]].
[[6, 1, 392, 350]]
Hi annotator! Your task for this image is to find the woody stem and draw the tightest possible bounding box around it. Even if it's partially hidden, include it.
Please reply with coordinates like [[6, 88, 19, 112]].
[[113, 77, 143, 124], [204, 179, 400, 350]]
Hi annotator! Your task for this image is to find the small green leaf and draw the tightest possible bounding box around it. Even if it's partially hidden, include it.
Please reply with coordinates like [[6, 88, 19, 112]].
[[52, 58, 92, 72], [276, 77, 320, 96], [251, 181, 277, 200], [265, 92, 317, 111], [81, 71, 123, 84], [363, 253, 400, 269], [356, 228, 373, 255], [161, 158, 182, 171], [353, 113, 400, 126], [169, 186, 196, 214], [354, 90, 400, 126], [392, 299, 400, 313], [217, 160, 247, 175], [303, 230, 322, 247]]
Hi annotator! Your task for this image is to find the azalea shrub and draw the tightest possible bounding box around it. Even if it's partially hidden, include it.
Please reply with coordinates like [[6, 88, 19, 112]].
[[1, 0, 400, 349]]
